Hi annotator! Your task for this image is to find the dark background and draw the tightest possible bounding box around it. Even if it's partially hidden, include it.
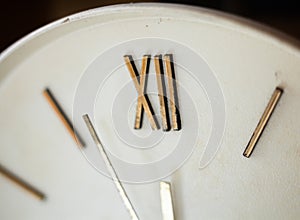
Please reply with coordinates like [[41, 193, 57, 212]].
[[1, 0, 299, 52]]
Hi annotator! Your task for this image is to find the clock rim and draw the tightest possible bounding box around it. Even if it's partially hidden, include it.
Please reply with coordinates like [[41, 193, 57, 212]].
[[0, 2, 300, 64]]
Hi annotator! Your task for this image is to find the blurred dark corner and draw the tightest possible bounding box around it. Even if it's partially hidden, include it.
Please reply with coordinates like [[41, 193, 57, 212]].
[[1, 0, 300, 52]]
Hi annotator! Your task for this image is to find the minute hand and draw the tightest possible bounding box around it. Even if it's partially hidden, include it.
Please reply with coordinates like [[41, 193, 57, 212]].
[[83, 114, 139, 220]]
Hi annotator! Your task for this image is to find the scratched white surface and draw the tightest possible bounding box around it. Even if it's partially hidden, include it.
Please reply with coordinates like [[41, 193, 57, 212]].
[[0, 3, 299, 220]]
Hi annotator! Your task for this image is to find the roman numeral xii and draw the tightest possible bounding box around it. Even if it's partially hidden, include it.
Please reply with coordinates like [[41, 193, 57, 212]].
[[124, 54, 181, 131]]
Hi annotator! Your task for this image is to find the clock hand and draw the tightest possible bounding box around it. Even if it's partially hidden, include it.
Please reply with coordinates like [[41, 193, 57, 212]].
[[243, 87, 283, 158], [0, 163, 46, 200], [82, 114, 139, 220], [43, 88, 85, 148], [160, 182, 175, 220]]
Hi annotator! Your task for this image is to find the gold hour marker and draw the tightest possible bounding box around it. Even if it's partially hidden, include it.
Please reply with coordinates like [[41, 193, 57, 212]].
[[133, 55, 149, 129], [124, 55, 159, 130], [154, 55, 171, 131], [243, 87, 283, 158], [82, 114, 139, 220], [0, 163, 45, 200], [160, 181, 175, 220], [164, 54, 182, 131], [43, 88, 85, 148]]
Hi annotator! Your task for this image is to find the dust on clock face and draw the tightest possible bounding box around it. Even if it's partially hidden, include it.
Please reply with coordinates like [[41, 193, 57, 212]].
[[73, 37, 225, 183]]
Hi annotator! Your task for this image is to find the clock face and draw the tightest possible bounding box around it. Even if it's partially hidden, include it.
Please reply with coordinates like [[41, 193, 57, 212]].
[[0, 3, 299, 220]]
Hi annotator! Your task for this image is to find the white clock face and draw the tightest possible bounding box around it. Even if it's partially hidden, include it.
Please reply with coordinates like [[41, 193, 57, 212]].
[[0, 3, 299, 220]]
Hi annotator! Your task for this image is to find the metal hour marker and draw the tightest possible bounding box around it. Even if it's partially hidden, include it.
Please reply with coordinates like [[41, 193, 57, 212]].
[[160, 181, 175, 220], [164, 54, 182, 131], [43, 88, 85, 148], [243, 87, 283, 158], [124, 55, 159, 130], [154, 55, 171, 131], [0, 163, 45, 200], [131, 55, 149, 129], [82, 114, 139, 220]]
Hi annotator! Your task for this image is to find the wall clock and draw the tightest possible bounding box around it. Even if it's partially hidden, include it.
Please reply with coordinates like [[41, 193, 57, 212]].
[[0, 3, 299, 220]]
